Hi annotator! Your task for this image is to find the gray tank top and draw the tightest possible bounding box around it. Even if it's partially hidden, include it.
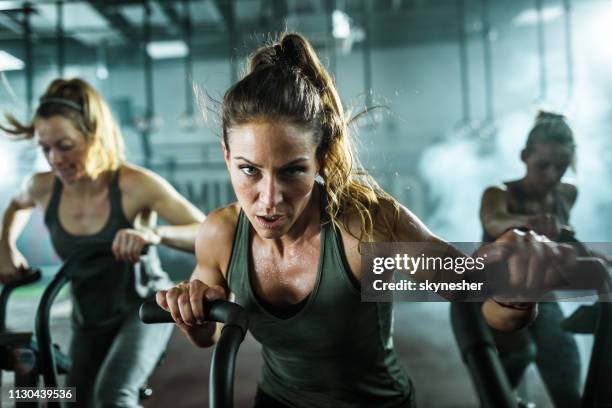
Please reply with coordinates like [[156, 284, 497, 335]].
[[482, 181, 571, 242], [227, 206, 413, 408], [44, 170, 171, 329]]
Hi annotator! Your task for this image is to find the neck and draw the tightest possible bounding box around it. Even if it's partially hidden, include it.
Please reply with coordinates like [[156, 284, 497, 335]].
[[63, 171, 111, 196], [518, 177, 553, 199]]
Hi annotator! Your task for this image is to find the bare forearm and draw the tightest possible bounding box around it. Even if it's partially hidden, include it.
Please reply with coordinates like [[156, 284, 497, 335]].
[[481, 299, 537, 332], [0, 201, 33, 248], [482, 214, 530, 240], [155, 223, 201, 253]]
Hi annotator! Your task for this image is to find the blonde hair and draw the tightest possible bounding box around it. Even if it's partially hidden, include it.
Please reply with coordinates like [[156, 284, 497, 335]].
[[1, 78, 126, 179], [221, 33, 399, 243]]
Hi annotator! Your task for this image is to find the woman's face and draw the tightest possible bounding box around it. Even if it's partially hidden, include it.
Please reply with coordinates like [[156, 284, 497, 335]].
[[35, 115, 90, 184], [522, 142, 573, 192], [224, 121, 320, 239]]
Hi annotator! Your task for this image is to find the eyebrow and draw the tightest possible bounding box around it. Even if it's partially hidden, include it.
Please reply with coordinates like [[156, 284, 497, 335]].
[[37, 137, 72, 146], [233, 156, 310, 168]]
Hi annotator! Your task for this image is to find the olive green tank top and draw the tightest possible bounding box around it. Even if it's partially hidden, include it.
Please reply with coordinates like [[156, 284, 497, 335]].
[[227, 209, 414, 408], [44, 170, 171, 329]]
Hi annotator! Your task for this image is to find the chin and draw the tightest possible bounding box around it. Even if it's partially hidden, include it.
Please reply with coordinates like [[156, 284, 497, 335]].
[[57, 172, 84, 185], [253, 225, 289, 240]]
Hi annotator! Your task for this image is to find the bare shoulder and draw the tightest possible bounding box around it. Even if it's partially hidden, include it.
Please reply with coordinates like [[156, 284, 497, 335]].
[[559, 183, 578, 198], [481, 183, 508, 201], [196, 203, 241, 278], [117, 163, 166, 191], [116, 163, 174, 205], [21, 171, 55, 207], [558, 182, 578, 206], [378, 198, 435, 242], [338, 198, 437, 281]]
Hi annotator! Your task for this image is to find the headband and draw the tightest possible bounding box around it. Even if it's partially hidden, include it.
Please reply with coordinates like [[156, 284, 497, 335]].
[[38, 97, 83, 113]]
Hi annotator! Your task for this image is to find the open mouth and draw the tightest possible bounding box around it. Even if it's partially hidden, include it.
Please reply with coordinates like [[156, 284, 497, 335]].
[[255, 215, 286, 230]]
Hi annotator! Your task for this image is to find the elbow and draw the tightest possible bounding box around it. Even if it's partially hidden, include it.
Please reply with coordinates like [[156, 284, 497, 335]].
[[482, 220, 502, 241], [482, 300, 538, 332]]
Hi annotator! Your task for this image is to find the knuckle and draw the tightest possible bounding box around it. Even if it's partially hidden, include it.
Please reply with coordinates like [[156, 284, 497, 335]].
[[178, 292, 190, 305]]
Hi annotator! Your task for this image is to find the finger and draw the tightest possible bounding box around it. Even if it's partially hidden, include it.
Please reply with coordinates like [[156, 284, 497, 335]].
[[123, 236, 137, 263], [165, 286, 183, 324], [178, 284, 196, 326], [188, 280, 208, 323], [546, 243, 575, 289], [131, 238, 145, 264], [118, 234, 132, 262], [120, 235, 134, 262], [156, 290, 169, 311], [112, 232, 123, 260], [205, 285, 227, 301], [525, 241, 543, 291]]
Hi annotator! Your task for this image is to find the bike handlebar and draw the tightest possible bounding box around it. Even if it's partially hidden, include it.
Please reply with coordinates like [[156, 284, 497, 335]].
[[139, 299, 249, 408]]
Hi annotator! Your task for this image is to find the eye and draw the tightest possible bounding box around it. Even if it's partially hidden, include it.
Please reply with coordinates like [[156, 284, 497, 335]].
[[536, 161, 551, 170], [58, 143, 74, 152], [283, 166, 306, 177], [239, 165, 259, 176]]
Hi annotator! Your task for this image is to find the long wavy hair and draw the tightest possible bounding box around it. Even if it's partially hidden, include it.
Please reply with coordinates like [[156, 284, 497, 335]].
[[221, 33, 399, 243], [1, 78, 125, 179]]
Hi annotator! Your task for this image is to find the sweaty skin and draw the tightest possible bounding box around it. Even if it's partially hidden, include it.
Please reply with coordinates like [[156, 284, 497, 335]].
[[157, 122, 573, 345]]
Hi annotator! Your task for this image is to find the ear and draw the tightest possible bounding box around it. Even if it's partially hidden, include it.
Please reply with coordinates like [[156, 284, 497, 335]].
[[315, 148, 324, 176], [222, 140, 230, 169]]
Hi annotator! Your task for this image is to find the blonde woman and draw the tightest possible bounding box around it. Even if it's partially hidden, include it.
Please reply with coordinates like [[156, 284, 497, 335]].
[[0, 78, 205, 407]]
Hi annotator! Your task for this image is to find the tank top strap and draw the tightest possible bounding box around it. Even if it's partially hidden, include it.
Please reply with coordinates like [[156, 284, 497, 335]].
[[504, 181, 528, 214], [553, 189, 570, 225], [44, 176, 63, 227], [108, 168, 131, 226], [227, 209, 250, 289]]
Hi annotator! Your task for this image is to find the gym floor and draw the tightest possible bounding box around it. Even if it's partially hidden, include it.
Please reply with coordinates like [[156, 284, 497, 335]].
[[7, 289, 583, 408]]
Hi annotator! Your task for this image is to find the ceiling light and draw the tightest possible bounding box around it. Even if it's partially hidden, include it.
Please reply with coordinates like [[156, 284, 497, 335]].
[[0, 50, 24, 71], [332, 10, 351, 39], [146, 41, 189, 60], [513, 6, 563, 26]]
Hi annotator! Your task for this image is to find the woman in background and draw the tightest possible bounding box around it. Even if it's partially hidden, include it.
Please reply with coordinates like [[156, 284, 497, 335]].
[[0, 78, 205, 407], [480, 111, 581, 407]]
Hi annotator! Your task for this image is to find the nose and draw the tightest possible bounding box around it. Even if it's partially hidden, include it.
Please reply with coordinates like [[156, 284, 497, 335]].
[[48, 149, 65, 168], [543, 164, 559, 184], [259, 175, 283, 212]]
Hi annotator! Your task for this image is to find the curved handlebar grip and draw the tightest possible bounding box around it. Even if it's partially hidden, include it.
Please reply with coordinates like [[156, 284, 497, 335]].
[[3, 268, 42, 289], [139, 299, 248, 339]]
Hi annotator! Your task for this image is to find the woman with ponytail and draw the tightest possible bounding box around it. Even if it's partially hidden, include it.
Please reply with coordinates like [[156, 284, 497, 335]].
[[158, 34, 577, 407], [480, 111, 581, 407], [0, 78, 205, 407]]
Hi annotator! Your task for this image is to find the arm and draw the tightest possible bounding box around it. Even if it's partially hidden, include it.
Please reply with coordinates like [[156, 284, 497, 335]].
[[113, 166, 206, 261], [480, 186, 531, 239], [0, 173, 51, 282], [386, 203, 539, 331], [156, 205, 237, 348], [132, 168, 205, 251]]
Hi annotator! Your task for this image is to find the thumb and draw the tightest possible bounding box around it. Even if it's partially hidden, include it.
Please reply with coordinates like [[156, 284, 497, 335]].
[[205, 285, 227, 301]]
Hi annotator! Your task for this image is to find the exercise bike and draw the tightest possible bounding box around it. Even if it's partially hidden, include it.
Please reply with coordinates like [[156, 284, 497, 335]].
[[139, 298, 249, 408], [451, 233, 612, 408], [0, 268, 41, 407], [34, 244, 162, 407]]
